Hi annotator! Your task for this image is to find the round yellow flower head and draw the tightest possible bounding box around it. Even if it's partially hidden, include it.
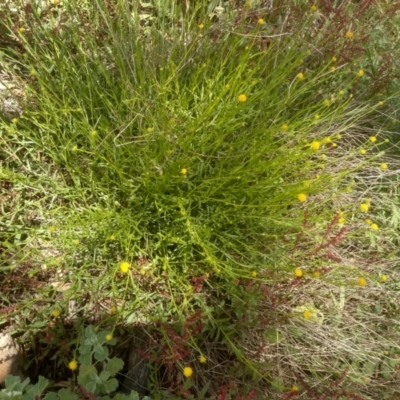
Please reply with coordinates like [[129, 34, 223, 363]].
[[119, 261, 131, 273], [292, 385, 299, 392], [371, 223, 379, 231], [358, 277, 367, 287], [310, 141, 321, 150], [257, 18, 265, 25], [321, 154, 327, 160], [297, 72, 304, 80], [358, 69, 364, 77], [323, 99, 330, 106], [105, 334, 113, 341], [323, 137, 331, 144], [298, 193, 307, 202], [369, 136, 377, 143], [110, 234, 116, 240], [181, 168, 187, 175], [338, 217, 345, 225], [310, 5, 317, 12], [381, 275, 388, 282], [68, 360, 78, 371], [294, 268, 303, 277], [380, 163, 388, 170], [360, 149, 366, 155], [49, 226, 56, 232], [19, 27, 25, 33], [251, 271, 258, 277], [183, 366, 193, 378], [238, 94, 247, 102], [303, 310, 312, 319], [346, 31, 354, 39], [198, 355, 207, 363], [330, 66, 336, 72], [51, 309, 60, 318], [198, 23, 204, 29], [281, 124, 289, 131], [360, 203, 369, 212], [332, 56, 337, 62], [30, 69, 37, 76]]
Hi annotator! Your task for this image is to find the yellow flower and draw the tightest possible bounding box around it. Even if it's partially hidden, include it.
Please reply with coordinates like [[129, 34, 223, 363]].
[[105, 334, 113, 341], [380, 163, 388, 170], [51, 309, 60, 317], [332, 56, 337, 62], [110, 306, 117, 314], [330, 66, 336, 72], [323, 99, 330, 106], [49, 226, 56, 232], [310, 141, 321, 150], [251, 271, 258, 277], [110, 234, 116, 240], [360, 149, 366, 155], [90, 130, 97, 136], [183, 366, 193, 378], [371, 223, 379, 231], [336, 133, 342, 139], [238, 94, 247, 102], [225, 84, 230, 89], [181, 168, 187, 175], [281, 124, 289, 131], [310, 5, 317, 12], [140, 268, 146, 275], [30, 68, 37, 76], [297, 72, 304, 80], [292, 385, 299, 392], [360, 203, 369, 212], [369, 136, 377, 143], [339, 217, 345, 225], [12, 118, 18, 124], [198, 23, 204, 29], [381, 275, 388, 282], [358, 277, 367, 287], [298, 193, 307, 202], [303, 310, 312, 319], [198, 355, 207, 363], [321, 154, 327, 160], [358, 69, 364, 77], [378, 101, 384, 106], [119, 261, 131, 273], [68, 360, 78, 371], [323, 137, 331, 144], [72, 145, 78, 151], [294, 268, 303, 277], [346, 31, 354, 39], [18, 27, 25, 33], [257, 18, 265, 25]]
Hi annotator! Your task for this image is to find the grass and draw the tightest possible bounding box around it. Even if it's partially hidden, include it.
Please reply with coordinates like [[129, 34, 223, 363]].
[[1, 0, 400, 399]]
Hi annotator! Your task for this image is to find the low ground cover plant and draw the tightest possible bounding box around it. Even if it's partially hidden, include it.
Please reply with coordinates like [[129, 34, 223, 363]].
[[1, 0, 400, 399]]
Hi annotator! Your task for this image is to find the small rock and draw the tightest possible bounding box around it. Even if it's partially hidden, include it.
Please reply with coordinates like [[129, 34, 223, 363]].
[[0, 333, 25, 385]]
